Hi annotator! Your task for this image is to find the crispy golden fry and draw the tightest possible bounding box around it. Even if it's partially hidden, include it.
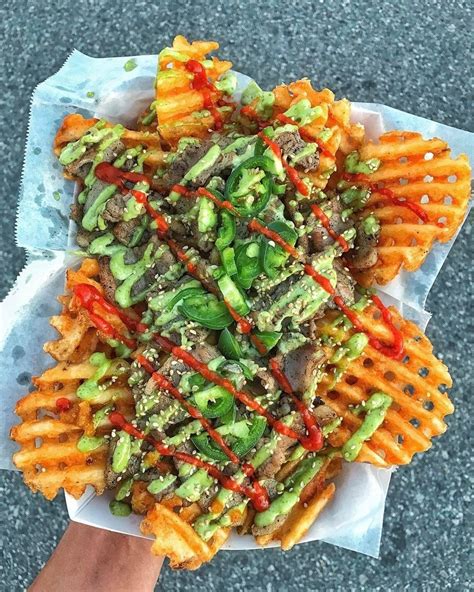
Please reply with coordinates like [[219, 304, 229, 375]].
[[155, 36, 233, 147], [255, 457, 341, 547], [280, 483, 336, 551], [141, 503, 231, 570], [11, 260, 134, 500], [354, 131, 471, 285], [271, 79, 365, 188], [53, 114, 162, 162], [315, 304, 454, 466]]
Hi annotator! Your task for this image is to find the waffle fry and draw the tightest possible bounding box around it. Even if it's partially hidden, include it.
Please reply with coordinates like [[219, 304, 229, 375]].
[[10, 260, 134, 500], [155, 36, 233, 147], [53, 114, 163, 164], [271, 79, 365, 188], [254, 456, 341, 547], [315, 304, 454, 467], [280, 483, 336, 551], [141, 503, 231, 570], [353, 131, 471, 285]]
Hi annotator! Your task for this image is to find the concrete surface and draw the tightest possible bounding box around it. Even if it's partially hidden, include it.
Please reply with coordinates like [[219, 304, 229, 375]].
[[0, 1, 472, 590]]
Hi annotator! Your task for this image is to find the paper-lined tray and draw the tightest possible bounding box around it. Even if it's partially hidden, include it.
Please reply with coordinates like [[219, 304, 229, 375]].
[[2, 51, 472, 558]]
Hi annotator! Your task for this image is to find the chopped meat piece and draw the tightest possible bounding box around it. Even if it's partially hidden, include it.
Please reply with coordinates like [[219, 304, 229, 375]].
[[256, 433, 295, 479], [347, 220, 380, 270], [194, 258, 219, 295], [313, 404, 338, 426], [113, 217, 145, 245], [75, 228, 91, 248], [198, 484, 220, 512], [279, 344, 328, 394], [64, 139, 125, 180], [102, 193, 128, 223], [275, 130, 319, 172], [331, 260, 355, 307], [70, 202, 83, 224], [172, 440, 195, 473], [256, 367, 279, 393], [310, 196, 350, 252], [251, 514, 287, 537], [98, 256, 117, 303], [130, 269, 157, 298], [193, 343, 220, 365], [273, 395, 292, 419]]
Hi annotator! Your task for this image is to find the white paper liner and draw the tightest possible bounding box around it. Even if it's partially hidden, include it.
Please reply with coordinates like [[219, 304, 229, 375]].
[[1, 50, 472, 558]]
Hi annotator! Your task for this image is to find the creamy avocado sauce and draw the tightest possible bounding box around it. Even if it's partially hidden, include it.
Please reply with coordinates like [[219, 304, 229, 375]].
[[92, 404, 114, 429], [88, 233, 124, 257], [289, 143, 317, 166], [342, 392, 392, 461], [277, 332, 308, 355], [147, 474, 177, 495], [241, 81, 275, 119], [59, 120, 109, 165], [83, 125, 125, 189], [175, 469, 213, 502], [115, 477, 133, 501], [183, 144, 222, 184], [198, 197, 217, 232], [214, 71, 237, 95], [76, 353, 113, 400], [345, 151, 381, 175], [362, 214, 380, 236], [284, 99, 323, 126], [76, 434, 106, 452], [112, 431, 132, 473], [254, 455, 325, 528]]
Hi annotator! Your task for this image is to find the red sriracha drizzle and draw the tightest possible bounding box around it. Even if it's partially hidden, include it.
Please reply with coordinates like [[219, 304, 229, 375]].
[[248, 219, 300, 259], [310, 204, 349, 252], [185, 59, 223, 130], [172, 184, 240, 216], [108, 410, 269, 512], [269, 359, 323, 451], [342, 172, 429, 224], [303, 265, 404, 360], [56, 397, 72, 412], [258, 133, 310, 196]]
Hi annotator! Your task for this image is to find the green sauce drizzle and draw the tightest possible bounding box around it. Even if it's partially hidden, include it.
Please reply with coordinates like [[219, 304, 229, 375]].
[[342, 392, 393, 461]]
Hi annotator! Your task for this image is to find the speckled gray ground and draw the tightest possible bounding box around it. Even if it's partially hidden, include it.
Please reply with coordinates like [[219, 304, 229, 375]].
[[0, 1, 472, 590]]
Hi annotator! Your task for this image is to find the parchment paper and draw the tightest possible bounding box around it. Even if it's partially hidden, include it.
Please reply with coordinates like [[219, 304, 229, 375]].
[[1, 50, 472, 558]]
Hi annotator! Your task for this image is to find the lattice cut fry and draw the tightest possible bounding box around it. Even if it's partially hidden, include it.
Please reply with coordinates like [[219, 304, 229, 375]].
[[141, 503, 231, 570], [271, 79, 365, 188], [53, 114, 162, 162], [155, 36, 233, 147], [255, 456, 341, 547], [11, 260, 134, 500], [280, 483, 336, 551], [355, 131, 472, 285], [315, 304, 454, 467]]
